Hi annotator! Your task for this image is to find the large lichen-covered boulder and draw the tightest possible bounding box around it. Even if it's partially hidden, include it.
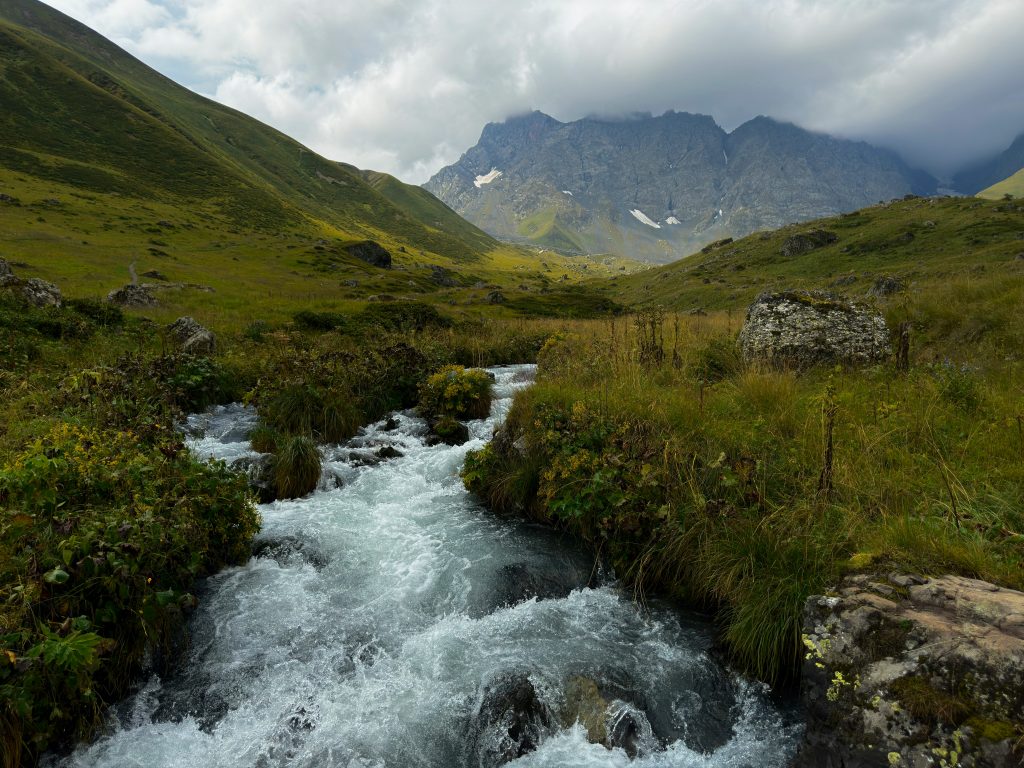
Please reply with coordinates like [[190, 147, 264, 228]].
[[166, 316, 216, 355], [796, 575, 1024, 768], [738, 290, 891, 369], [21, 277, 62, 308]]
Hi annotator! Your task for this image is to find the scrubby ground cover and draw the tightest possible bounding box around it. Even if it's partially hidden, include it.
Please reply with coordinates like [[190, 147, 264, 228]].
[[0, 286, 567, 765], [464, 294, 1024, 685]]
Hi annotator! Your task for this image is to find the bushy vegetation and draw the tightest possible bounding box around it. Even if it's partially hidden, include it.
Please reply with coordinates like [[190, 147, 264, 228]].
[[0, 301, 260, 765], [272, 436, 322, 499], [464, 307, 1024, 684], [418, 365, 494, 421]]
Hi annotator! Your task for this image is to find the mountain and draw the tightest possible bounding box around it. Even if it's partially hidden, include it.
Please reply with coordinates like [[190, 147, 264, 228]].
[[0, 0, 496, 263], [954, 132, 1024, 195], [424, 111, 937, 263]]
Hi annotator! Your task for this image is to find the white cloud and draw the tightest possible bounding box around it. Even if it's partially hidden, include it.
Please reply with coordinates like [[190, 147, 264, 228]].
[[44, 0, 1024, 182]]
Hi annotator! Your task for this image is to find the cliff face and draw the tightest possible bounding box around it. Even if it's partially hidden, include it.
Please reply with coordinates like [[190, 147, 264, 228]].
[[425, 111, 936, 263]]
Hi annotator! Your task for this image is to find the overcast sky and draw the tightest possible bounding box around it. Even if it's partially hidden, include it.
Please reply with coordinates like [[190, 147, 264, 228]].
[[45, 0, 1024, 184]]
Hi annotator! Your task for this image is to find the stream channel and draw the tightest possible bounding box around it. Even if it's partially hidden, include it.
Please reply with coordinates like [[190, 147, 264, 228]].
[[55, 364, 802, 767]]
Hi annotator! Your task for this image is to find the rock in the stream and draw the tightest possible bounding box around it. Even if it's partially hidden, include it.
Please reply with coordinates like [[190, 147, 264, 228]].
[[426, 416, 470, 447], [471, 674, 553, 765], [230, 455, 276, 504], [559, 677, 656, 758], [167, 316, 216, 355], [107, 283, 157, 307], [738, 290, 891, 369], [796, 574, 1024, 768], [252, 535, 329, 570]]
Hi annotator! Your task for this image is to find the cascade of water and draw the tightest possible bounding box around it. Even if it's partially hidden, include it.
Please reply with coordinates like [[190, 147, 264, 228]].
[[54, 365, 800, 768]]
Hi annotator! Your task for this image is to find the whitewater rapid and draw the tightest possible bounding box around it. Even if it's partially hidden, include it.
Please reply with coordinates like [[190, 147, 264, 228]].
[[54, 365, 801, 768]]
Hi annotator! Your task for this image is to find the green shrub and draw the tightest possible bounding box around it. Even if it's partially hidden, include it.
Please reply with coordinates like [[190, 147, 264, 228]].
[[272, 435, 321, 499], [691, 335, 743, 382], [249, 423, 280, 453], [418, 365, 493, 421], [293, 310, 349, 332], [0, 423, 259, 761], [261, 383, 360, 443], [356, 301, 450, 332], [66, 298, 124, 328], [242, 320, 271, 342]]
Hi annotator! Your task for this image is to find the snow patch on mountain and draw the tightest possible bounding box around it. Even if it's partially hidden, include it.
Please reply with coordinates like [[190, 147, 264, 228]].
[[474, 168, 503, 188], [630, 209, 661, 228]]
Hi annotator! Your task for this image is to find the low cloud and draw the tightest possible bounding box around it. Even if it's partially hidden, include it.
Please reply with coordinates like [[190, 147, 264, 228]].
[[46, 0, 1024, 183]]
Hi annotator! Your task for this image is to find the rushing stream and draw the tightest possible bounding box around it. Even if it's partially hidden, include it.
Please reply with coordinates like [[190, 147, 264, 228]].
[[55, 365, 801, 768]]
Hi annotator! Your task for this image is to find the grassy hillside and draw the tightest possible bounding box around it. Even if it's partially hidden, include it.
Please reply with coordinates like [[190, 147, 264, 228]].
[[0, 0, 639, 328], [601, 195, 1024, 324], [980, 167, 1024, 201]]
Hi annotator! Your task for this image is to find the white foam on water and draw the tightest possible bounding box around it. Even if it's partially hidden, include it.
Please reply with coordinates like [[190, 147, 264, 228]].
[[53, 364, 800, 768]]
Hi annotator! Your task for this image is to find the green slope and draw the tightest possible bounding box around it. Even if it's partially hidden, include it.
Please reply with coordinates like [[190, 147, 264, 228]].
[[979, 167, 1024, 200], [0, 0, 638, 326], [599, 196, 1024, 316], [0, 0, 500, 259]]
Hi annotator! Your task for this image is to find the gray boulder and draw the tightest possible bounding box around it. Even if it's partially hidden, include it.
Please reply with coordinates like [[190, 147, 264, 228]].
[[781, 229, 839, 257], [430, 265, 457, 287], [0, 258, 17, 287], [796, 575, 1024, 768], [487, 290, 507, 305], [738, 290, 891, 369], [108, 283, 157, 307], [868, 275, 905, 297], [21, 278, 62, 308], [167, 316, 216, 355], [346, 240, 392, 269]]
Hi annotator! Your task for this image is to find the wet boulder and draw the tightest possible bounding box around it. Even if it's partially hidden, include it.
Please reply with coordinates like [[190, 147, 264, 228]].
[[426, 416, 470, 447], [559, 677, 657, 758], [346, 240, 392, 269], [252, 535, 329, 570], [781, 229, 838, 257], [230, 455, 276, 504], [470, 673, 553, 765], [738, 290, 891, 370], [796, 575, 1024, 768], [107, 283, 157, 307], [167, 316, 216, 355]]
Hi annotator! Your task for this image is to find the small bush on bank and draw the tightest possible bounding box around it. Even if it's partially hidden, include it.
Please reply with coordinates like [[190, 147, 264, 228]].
[[418, 365, 493, 421], [261, 383, 361, 443], [249, 423, 280, 453]]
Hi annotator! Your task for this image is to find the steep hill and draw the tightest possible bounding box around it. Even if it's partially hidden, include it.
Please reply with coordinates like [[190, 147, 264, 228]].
[[424, 111, 936, 263], [0, 0, 633, 324], [954, 132, 1024, 195]]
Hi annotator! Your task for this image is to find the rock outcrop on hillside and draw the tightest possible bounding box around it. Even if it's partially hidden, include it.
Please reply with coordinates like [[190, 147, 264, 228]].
[[797, 575, 1024, 768], [0, 258, 62, 306], [738, 290, 891, 369], [166, 316, 216, 355], [425, 111, 936, 263]]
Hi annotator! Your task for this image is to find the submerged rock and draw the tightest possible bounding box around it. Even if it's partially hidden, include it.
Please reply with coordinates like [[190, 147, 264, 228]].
[[796, 574, 1024, 768], [426, 416, 470, 447], [470, 673, 553, 765], [738, 290, 891, 369], [252, 535, 329, 570]]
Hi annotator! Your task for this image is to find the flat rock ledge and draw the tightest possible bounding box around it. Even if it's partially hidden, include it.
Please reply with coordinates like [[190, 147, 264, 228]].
[[738, 290, 891, 369], [796, 574, 1024, 768]]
